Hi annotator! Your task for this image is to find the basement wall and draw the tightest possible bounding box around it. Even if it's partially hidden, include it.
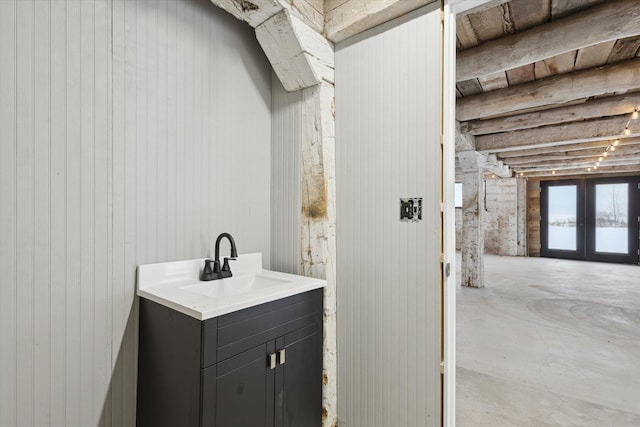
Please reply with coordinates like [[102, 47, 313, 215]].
[[0, 1, 272, 426], [455, 177, 526, 256]]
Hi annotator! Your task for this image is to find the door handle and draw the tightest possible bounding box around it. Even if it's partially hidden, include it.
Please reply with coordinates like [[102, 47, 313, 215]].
[[278, 349, 286, 365], [269, 353, 277, 370]]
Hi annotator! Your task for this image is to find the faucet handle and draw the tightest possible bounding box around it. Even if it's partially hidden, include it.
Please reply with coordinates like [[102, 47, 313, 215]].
[[222, 257, 237, 272]]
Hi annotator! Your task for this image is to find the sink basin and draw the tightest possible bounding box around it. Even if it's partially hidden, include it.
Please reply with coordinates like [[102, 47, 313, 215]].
[[180, 274, 291, 299], [137, 253, 326, 320]]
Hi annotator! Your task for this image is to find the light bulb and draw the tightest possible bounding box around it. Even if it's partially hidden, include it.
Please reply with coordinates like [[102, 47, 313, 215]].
[[552, 170, 556, 175], [596, 162, 600, 166], [520, 172, 524, 177], [624, 127, 631, 135], [614, 139, 620, 146], [611, 146, 616, 151], [598, 157, 603, 162], [594, 165, 598, 170], [588, 167, 592, 172], [604, 151, 608, 157], [632, 109, 638, 120]]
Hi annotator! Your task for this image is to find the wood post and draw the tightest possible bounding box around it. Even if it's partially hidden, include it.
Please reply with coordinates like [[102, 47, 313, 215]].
[[461, 170, 485, 288]]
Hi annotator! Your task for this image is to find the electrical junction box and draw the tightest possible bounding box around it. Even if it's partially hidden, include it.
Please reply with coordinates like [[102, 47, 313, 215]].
[[400, 198, 422, 222]]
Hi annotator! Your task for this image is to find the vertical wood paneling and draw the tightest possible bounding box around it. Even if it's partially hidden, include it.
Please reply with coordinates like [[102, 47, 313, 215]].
[[271, 74, 302, 274], [33, 2, 51, 426], [336, 5, 442, 427], [0, 0, 272, 426], [0, 0, 17, 426]]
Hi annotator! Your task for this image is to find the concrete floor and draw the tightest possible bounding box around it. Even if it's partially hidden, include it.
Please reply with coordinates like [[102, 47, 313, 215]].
[[456, 254, 640, 427]]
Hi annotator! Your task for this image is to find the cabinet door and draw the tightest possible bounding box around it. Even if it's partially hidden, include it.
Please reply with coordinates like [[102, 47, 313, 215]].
[[276, 324, 322, 427], [206, 341, 276, 427]]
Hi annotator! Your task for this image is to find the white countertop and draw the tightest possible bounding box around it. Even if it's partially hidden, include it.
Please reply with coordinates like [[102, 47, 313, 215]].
[[137, 253, 326, 320]]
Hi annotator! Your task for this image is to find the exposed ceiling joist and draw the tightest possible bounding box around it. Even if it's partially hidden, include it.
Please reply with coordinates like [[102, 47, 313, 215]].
[[456, 0, 640, 81], [477, 116, 640, 152], [512, 156, 640, 171], [503, 144, 640, 165], [461, 92, 640, 135], [457, 58, 640, 121], [324, 0, 436, 43], [497, 138, 640, 158], [521, 165, 640, 178]]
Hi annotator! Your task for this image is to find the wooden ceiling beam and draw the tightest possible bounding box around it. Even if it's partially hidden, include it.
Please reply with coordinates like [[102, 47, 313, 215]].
[[519, 165, 640, 178], [503, 144, 640, 165], [508, 156, 640, 171], [476, 116, 640, 152], [461, 93, 640, 136], [497, 138, 640, 158], [456, 0, 640, 81], [457, 58, 640, 121]]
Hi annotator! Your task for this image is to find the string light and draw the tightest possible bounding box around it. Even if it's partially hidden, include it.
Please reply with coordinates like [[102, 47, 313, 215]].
[[594, 165, 598, 170], [632, 109, 639, 120], [552, 170, 556, 175], [624, 127, 631, 135], [610, 146, 616, 152], [519, 172, 524, 177], [613, 139, 620, 146], [603, 151, 608, 157], [588, 167, 592, 172], [598, 157, 603, 162]]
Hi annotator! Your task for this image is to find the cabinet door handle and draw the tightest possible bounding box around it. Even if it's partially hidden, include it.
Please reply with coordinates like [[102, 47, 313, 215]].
[[278, 349, 286, 365], [269, 353, 277, 370]]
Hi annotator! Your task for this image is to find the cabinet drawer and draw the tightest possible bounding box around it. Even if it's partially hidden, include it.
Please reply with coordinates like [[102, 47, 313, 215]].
[[215, 289, 322, 362]]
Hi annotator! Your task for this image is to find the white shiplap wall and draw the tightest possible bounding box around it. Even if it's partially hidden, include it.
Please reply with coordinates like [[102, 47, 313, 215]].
[[336, 5, 443, 426], [0, 0, 272, 426], [270, 74, 302, 275]]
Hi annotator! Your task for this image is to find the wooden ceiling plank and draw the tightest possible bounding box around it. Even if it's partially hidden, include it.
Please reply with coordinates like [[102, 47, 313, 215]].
[[535, 50, 577, 79], [477, 71, 509, 92], [467, 6, 510, 43], [551, 0, 605, 19], [509, 0, 550, 32], [498, 138, 640, 158], [476, 116, 639, 152], [457, 0, 640, 81], [574, 41, 616, 70], [457, 58, 640, 121], [505, 63, 535, 86], [456, 14, 480, 49], [608, 35, 640, 63], [462, 92, 640, 135], [457, 78, 484, 96]]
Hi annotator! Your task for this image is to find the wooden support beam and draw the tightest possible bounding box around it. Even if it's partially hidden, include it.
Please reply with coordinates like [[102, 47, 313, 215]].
[[476, 116, 640, 152], [503, 144, 640, 165], [457, 58, 640, 121], [324, 0, 435, 43], [256, 9, 334, 91], [456, 0, 640, 81], [461, 171, 485, 288], [497, 138, 640, 158], [521, 164, 640, 178], [512, 156, 640, 171], [461, 93, 640, 136]]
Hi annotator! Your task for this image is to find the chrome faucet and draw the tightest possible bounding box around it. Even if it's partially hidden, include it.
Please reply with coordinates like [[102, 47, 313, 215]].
[[201, 232, 238, 281]]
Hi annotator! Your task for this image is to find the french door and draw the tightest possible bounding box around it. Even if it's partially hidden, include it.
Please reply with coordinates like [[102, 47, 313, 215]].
[[541, 177, 640, 264]]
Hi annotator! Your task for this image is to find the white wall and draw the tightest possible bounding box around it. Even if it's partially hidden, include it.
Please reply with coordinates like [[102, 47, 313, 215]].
[[336, 5, 443, 426], [271, 74, 302, 275], [0, 0, 272, 426]]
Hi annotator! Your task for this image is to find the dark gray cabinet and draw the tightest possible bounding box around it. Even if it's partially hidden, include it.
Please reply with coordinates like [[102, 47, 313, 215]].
[[137, 289, 323, 427]]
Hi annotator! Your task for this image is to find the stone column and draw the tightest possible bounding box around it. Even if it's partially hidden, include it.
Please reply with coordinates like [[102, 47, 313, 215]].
[[461, 170, 485, 288]]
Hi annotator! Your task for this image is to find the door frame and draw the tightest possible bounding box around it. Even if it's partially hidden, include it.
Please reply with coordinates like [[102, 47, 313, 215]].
[[540, 179, 586, 260]]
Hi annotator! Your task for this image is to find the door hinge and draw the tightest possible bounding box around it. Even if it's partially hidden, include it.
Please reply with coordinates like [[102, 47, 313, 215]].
[[440, 361, 445, 375]]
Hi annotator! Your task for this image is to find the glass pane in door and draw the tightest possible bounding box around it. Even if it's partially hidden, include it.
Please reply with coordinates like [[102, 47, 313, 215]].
[[595, 183, 629, 254], [548, 185, 577, 251]]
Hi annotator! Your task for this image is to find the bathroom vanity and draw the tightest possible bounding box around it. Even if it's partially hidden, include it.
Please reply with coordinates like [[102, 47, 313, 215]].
[[136, 254, 325, 427]]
